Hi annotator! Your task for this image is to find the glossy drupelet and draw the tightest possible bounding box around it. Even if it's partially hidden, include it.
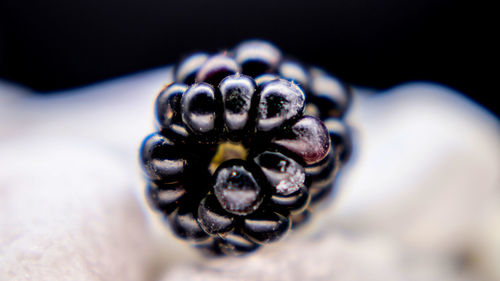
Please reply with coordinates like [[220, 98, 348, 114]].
[[140, 40, 353, 256]]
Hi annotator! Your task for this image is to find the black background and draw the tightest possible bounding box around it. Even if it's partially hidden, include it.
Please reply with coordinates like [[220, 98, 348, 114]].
[[0, 0, 494, 113]]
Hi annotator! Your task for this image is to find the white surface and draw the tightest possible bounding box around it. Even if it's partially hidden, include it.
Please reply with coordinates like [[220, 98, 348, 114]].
[[0, 69, 499, 281], [0, 139, 152, 281]]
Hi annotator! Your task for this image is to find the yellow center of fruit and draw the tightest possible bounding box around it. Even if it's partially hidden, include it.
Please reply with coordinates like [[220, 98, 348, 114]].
[[209, 142, 248, 174]]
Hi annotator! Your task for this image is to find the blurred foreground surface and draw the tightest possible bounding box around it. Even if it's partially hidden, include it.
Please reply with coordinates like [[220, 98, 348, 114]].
[[0, 68, 498, 281]]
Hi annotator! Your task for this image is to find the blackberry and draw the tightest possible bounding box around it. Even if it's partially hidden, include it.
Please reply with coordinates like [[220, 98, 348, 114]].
[[140, 40, 353, 256]]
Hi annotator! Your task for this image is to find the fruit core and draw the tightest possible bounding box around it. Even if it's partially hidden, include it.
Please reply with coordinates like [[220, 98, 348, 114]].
[[209, 141, 248, 174]]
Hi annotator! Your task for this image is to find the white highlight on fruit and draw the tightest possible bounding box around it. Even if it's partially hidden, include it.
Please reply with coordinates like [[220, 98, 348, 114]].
[[257, 80, 305, 131], [214, 166, 261, 215], [175, 53, 208, 82], [261, 160, 305, 195], [275, 165, 305, 195], [311, 72, 347, 105], [235, 40, 282, 68]]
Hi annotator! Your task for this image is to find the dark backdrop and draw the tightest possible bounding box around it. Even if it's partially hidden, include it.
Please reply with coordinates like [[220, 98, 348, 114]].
[[0, 0, 493, 113]]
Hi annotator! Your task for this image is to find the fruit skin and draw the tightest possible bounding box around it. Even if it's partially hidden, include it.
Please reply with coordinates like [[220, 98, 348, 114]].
[[324, 117, 352, 163], [155, 83, 189, 139], [307, 147, 339, 207], [255, 73, 280, 87], [197, 193, 235, 235], [140, 133, 187, 182], [168, 205, 210, 242], [234, 40, 282, 78], [175, 53, 209, 85], [305, 118, 352, 207], [181, 82, 219, 137], [309, 68, 352, 119], [270, 184, 310, 214], [212, 159, 264, 216], [146, 181, 186, 215], [290, 209, 310, 229], [243, 210, 291, 244], [196, 54, 240, 86], [279, 60, 309, 88], [219, 74, 257, 138], [141, 39, 354, 256], [253, 151, 306, 197], [272, 116, 330, 165], [256, 79, 305, 132], [217, 231, 260, 256]]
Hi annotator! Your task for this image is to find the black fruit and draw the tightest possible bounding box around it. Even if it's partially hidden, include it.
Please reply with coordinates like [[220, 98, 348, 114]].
[[140, 39, 353, 256]]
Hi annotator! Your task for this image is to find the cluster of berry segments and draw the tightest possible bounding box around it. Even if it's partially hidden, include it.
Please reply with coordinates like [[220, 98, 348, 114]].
[[140, 40, 352, 256]]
